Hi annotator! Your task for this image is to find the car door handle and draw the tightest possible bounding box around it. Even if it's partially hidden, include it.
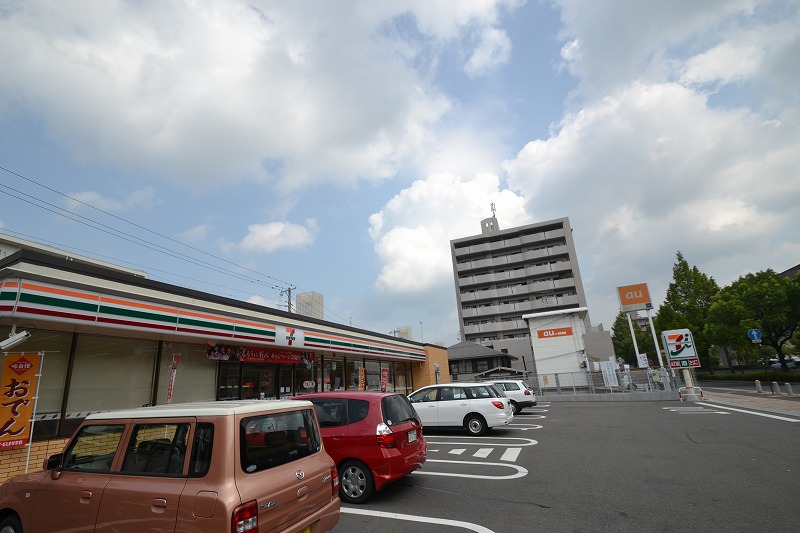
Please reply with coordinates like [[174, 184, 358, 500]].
[[152, 499, 167, 510], [80, 490, 93, 503]]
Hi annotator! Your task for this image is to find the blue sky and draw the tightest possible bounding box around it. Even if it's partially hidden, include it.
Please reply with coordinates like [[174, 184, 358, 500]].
[[1, 0, 799, 346]]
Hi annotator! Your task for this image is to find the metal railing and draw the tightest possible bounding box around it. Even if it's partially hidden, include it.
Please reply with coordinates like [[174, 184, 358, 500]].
[[532, 368, 686, 396]]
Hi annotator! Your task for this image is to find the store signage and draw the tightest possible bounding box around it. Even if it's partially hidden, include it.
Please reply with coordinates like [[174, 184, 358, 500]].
[[616, 283, 653, 312], [661, 329, 701, 369], [1, 352, 41, 449], [537, 327, 573, 339]]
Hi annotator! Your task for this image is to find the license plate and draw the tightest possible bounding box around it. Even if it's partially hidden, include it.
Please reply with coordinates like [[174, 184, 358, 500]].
[[297, 527, 310, 533], [408, 429, 417, 442]]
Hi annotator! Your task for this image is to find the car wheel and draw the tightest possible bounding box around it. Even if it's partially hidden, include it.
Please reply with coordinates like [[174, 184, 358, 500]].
[[465, 414, 487, 436], [510, 401, 521, 415], [339, 460, 375, 504], [0, 515, 23, 533]]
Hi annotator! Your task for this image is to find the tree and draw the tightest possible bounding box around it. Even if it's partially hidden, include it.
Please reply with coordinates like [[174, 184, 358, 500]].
[[705, 291, 758, 371], [708, 270, 800, 371], [653, 251, 720, 370], [611, 311, 654, 366]]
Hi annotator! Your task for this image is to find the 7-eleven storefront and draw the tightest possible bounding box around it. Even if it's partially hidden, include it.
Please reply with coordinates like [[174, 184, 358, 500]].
[[0, 251, 435, 480]]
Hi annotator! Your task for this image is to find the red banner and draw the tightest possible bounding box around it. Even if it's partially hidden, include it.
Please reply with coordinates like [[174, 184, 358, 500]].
[[1, 352, 41, 449], [208, 343, 315, 365]]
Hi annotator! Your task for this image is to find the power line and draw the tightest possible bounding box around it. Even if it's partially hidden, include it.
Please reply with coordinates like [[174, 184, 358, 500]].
[[0, 165, 357, 327]]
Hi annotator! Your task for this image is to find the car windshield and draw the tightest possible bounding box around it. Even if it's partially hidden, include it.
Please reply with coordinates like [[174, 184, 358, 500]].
[[381, 394, 418, 425]]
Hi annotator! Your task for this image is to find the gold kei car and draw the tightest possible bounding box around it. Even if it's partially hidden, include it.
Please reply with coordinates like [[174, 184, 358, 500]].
[[0, 400, 340, 533]]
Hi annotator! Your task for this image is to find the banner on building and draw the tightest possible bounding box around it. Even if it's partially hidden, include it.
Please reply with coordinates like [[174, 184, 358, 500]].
[[1, 352, 42, 449], [207, 343, 315, 365]]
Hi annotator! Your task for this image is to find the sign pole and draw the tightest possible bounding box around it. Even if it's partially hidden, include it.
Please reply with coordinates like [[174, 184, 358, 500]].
[[645, 308, 665, 369], [625, 312, 642, 361]]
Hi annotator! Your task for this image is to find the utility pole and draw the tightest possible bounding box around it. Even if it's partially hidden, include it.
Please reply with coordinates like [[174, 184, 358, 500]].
[[280, 285, 296, 313]]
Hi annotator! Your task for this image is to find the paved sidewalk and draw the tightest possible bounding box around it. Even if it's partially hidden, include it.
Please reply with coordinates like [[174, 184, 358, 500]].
[[699, 384, 800, 418]]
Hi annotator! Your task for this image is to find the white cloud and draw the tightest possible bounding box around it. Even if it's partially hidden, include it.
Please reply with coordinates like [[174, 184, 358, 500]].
[[65, 187, 159, 212], [369, 172, 530, 293], [680, 41, 763, 86], [464, 27, 512, 77], [553, 0, 769, 96], [237, 219, 319, 253], [0, 0, 522, 191], [503, 79, 800, 327], [179, 224, 212, 243]]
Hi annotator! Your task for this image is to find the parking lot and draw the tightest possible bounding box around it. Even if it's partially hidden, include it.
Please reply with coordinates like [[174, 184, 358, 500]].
[[331, 399, 799, 532]]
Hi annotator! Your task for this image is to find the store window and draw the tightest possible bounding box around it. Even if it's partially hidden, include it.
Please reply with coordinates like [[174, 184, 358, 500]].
[[294, 353, 316, 395], [156, 342, 217, 404], [347, 359, 364, 390], [322, 356, 344, 391], [365, 360, 381, 390], [218, 362, 241, 400]]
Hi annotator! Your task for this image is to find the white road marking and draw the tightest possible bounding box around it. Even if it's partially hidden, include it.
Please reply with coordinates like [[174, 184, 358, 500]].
[[500, 447, 521, 462], [414, 459, 528, 479], [341, 507, 496, 533], [663, 406, 730, 415], [509, 423, 543, 430], [425, 436, 538, 447], [449, 448, 466, 455], [474, 448, 492, 458], [699, 402, 800, 422]]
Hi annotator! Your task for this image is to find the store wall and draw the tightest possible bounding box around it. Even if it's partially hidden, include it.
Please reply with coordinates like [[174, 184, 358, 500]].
[[412, 345, 450, 388]]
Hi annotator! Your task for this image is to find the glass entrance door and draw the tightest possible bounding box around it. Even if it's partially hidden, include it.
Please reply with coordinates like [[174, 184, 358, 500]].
[[241, 365, 276, 399]]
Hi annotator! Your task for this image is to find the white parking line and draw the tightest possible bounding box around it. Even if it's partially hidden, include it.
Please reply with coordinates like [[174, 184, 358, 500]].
[[414, 459, 528, 479], [341, 508, 496, 533], [699, 403, 800, 422], [508, 423, 543, 430], [425, 436, 538, 447], [500, 447, 521, 462]]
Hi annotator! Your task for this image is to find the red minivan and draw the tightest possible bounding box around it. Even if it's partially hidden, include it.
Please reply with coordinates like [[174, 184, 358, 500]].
[[295, 391, 426, 504]]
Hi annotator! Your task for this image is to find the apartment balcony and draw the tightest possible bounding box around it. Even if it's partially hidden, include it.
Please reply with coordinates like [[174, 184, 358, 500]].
[[460, 300, 536, 318], [519, 227, 566, 246], [463, 319, 529, 336]]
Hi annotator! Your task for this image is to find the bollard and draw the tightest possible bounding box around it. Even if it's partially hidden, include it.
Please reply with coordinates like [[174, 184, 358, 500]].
[[770, 381, 779, 395], [755, 380, 763, 393], [786, 383, 794, 396]]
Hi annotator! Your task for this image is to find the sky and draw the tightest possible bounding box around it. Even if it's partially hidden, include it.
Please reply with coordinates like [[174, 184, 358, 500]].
[[1, 0, 799, 347]]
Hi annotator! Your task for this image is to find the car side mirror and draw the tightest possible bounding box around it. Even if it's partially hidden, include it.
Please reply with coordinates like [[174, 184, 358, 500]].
[[44, 453, 63, 471]]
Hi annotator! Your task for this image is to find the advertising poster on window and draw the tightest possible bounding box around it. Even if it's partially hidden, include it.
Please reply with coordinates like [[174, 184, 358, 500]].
[[1, 352, 42, 449], [380, 367, 389, 392], [166, 353, 180, 405]]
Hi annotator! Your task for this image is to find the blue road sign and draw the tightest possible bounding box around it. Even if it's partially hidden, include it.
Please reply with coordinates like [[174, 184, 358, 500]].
[[747, 328, 762, 341]]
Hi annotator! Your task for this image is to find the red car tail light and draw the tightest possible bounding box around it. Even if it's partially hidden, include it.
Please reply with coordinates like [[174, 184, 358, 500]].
[[232, 500, 258, 533], [376, 422, 396, 448], [491, 401, 505, 409], [331, 465, 339, 497], [524, 389, 532, 396]]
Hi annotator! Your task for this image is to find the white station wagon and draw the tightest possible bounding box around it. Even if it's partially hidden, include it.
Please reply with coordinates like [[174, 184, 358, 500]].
[[408, 383, 513, 436]]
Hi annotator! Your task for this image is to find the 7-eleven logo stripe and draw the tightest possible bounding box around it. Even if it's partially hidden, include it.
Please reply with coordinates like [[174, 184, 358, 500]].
[[286, 328, 296, 345]]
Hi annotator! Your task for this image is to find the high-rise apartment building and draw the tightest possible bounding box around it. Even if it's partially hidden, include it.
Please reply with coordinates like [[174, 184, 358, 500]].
[[450, 215, 590, 370]]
